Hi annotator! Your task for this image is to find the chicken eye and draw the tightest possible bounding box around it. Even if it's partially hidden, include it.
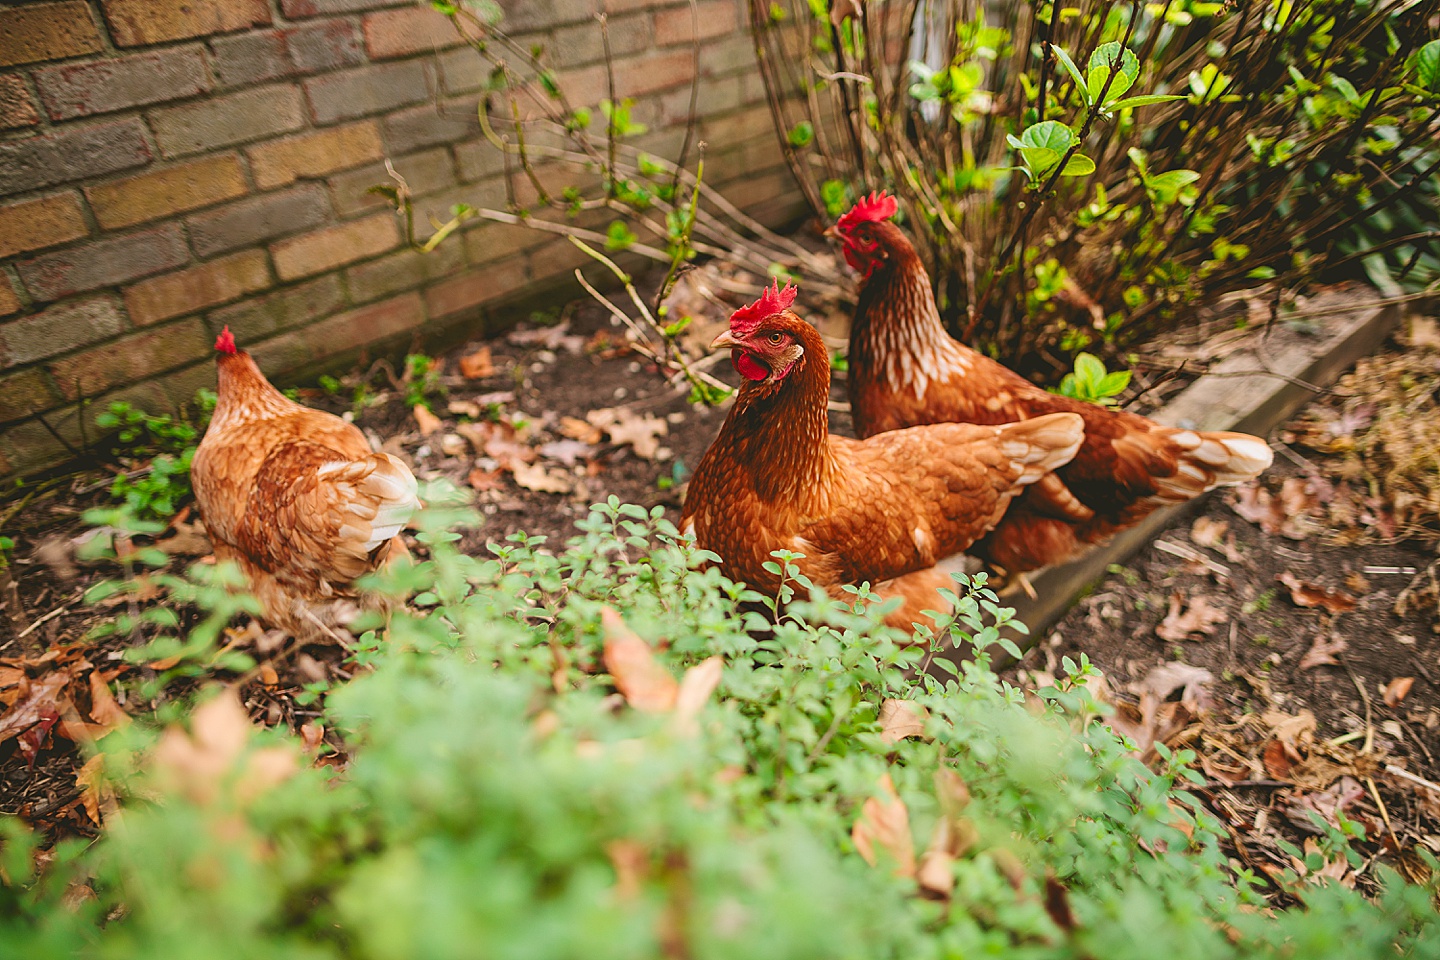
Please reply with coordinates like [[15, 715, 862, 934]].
[[767, 332, 785, 345]]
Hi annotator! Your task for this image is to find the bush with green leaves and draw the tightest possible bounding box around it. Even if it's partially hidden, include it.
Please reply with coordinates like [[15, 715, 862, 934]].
[[94, 391, 215, 519], [753, 0, 1440, 363], [2, 490, 1437, 957]]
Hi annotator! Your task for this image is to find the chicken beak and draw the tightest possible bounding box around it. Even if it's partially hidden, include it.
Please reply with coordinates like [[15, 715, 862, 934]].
[[710, 329, 741, 351], [821, 224, 840, 240]]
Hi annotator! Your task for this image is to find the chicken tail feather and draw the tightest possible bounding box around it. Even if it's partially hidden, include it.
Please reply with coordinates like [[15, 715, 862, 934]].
[[994, 412, 1086, 485], [315, 452, 421, 572], [1152, 429, 1273, 503]]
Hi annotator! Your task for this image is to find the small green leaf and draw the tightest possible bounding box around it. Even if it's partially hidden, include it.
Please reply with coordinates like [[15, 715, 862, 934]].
[[1107, 93, 1184, 110], [1413, 39, 1440, 93], [1051, 44, 1089, 104], [1060, 152, 1095, 176], [787, 121, 815, 148], [1086, 42, 1139, 104], [1074, 352, 1106, 385], [1098, 370, 1131, 396]]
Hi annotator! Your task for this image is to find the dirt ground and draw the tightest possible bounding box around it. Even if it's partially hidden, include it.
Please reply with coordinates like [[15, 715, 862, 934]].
[[2, 268, 1438, 892]]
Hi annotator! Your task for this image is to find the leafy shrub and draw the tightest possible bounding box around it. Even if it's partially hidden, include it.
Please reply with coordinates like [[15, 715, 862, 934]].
[[2, 492, 1437, 957], [95, 391, 215, 519], [753, 0, 1440, 364]]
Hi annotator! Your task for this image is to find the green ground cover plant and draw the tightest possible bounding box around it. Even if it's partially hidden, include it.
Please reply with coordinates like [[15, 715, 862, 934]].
[[1, 490, 1437, 957]]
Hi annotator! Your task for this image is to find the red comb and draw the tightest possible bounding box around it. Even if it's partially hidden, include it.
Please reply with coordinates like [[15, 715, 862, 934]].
[[730, 280, 799, 335], [215, 326, 237, 355], [835, 190, 898, 235]]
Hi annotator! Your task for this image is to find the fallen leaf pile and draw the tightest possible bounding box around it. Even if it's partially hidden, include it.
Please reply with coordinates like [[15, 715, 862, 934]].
[[1156, 592, 1229, 642]]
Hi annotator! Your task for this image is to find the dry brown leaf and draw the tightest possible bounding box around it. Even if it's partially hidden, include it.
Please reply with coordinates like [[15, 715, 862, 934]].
[[1190, 516, 1230, 549], [1278, 572, 1357, 614], [467, 467, 503, 492], [1156, 593, 1229, 642], [0, 670, 74, 746], [851, 772, 915, 878], [878, 699, 930, 744], [587, 407, 668, 460], [559, 416, 603, 444], [1406, 316, 1440, 351], [151, 690, 297, 805], [87, 670, 129, 731], [600, 608, 678, 713], [412, 404, 443, 436], [1383, 676, 1415, 708], [917, 769, 977, 898], [607, 839, 648, 900], [511, 462, 573, 494], [1263, 739, 1294, 780], [674, 656, 723, 733], [157, 519, 212, 556], [1299, 633, 1348, 670], [75, 754, 115, 827], [537, 439, 593, 467], [458, 345, 495, 379], [300, 722, 325, 752], [1263, 708, 1317, 753]]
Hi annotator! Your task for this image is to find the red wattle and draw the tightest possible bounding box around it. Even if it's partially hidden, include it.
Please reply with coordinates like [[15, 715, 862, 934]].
[[732, 349, 771, 382]]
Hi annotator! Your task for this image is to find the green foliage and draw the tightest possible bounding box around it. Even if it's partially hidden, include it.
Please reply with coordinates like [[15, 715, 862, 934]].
[[94, 392, 215, 519], [3, 492, 1439, 956], [1056, 352, 1131, 406], [755, 0, 1440, 365], [402, 353, 446, 410]]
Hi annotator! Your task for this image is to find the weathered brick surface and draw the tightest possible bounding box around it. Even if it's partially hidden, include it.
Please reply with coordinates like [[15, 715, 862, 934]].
[[328, 146, 456, 216], [271, 212, 399, 280], [382, 100, 480, 152], [0, 2, 103, 67], [304, 59, 430, 124], [661, 73, 741, 121], [698, 33, 755, 76], [285, 20, 366, 73], [363, 6, 463, 60], [17, 225, 189, 301], [187, 183, 332, 257], [613, 49, 695, 97], [124, 250, 271, 325], [247, 121, 384, 190], [86, 155, 247, 229], [494, 0, 594, 31], [424, 257, 528, 318], [209, 274, 345, 340], [0, 278, 21, 318], [435, 46, 487, 94], [150, 85, 305, 158], [0, 76, 41, 130], [281, 0, 410, 18], [0, 193, 88, 260], [210, 30, 291, 88], [552, 13, 649, 66], [49, 317, 210, 400], [0, 296, 127, 367], [654, 0, 737, 46], [346, 241, 465, 304], [300, 291, 424, 358], [0, 119, 151, 195], [34, 46, 211, 120], [103, 0, 271, 47], [0, 369, 61, 426]]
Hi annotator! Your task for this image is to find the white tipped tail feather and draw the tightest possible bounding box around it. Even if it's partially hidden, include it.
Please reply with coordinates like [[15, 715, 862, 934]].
[[994, 412, 1086, 485], [1151, 429, 1274, 504]]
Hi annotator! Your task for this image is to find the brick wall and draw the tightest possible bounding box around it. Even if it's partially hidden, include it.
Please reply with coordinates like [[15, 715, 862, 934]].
[[0, 0, 802, 479]]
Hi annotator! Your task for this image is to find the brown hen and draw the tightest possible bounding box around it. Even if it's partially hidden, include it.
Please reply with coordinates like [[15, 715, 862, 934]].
[[190, 328, 419, 639], [832, 192, 1273, 577], [681, 282, 1084, 629]]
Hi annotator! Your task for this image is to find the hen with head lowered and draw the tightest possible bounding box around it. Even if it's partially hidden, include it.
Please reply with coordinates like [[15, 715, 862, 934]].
[[681, 282, 1085, 629], [190, 328, 419, 640], [831, 192, 1273, 579]]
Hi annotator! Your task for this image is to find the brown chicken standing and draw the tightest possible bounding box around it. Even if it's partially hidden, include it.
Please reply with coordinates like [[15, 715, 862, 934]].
[[190, 327, 420, 639], [680, 281, 1085, 628], [831, 192, 1273, 577]]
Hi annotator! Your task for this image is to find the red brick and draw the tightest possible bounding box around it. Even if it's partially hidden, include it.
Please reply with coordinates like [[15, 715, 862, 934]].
[[362, 6, 465, 59], [0, 119, 151, 195], [0, 369, 61, 426], [187, 183, 332, 257], [383, 99, 483, 151], [304, 60, 431, 125], [86, 155, 247, 230], [613, 50, 695, 97], [34, 46, 211, 120], [654, 0, 737, 46], [0, 76, 40, 130], [123, 250, 271, 325], [0, 278, 20, 317], [494, 0, 594, 31], [281, 0, 410, 18], [301, 292, 424, 359], [0, 193, 88, 260], [150, 85, 305, 158], [48, 317, 210, 401], [328, 147, 456, 217], [0, 3, 103, 67], [247, 122, 384, 190], [102, 0, 271, 47], [346, 241, 465, 304], [17, 225, 190, 301], [284, 19, 365, 73], [210, 274, 345, 340], [271, 213, 399, 280], [210, 30, 291, 88], [0, 296, 127, 366], [424, 257, 528, 318], [551, 13, 650, 66]]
